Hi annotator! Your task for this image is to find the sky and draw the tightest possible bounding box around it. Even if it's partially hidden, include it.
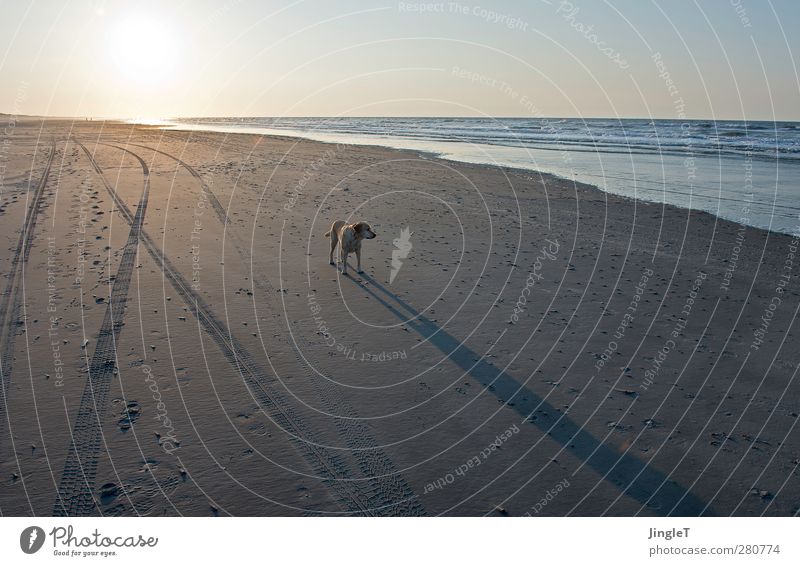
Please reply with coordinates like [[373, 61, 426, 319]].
[[0, 0, 798, 120]]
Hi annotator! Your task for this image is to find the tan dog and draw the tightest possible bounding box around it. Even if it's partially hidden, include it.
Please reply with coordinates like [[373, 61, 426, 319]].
[[325, 220, 377, 274]]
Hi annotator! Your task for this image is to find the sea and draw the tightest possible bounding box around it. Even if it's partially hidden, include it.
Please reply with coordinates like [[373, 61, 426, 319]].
[[152, 117, 800, 235]]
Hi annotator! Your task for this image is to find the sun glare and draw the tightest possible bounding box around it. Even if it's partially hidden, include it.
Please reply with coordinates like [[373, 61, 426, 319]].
[[107, 15, 178, 86]]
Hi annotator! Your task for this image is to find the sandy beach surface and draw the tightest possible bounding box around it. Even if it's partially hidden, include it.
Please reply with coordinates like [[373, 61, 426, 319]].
[[0, 119, 798, 517]]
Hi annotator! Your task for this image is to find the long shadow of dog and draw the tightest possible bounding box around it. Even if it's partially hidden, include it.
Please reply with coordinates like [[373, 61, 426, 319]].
[[347, 271, 713, 516]]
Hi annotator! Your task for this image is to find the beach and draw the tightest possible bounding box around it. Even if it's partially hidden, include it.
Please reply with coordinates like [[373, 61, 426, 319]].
[[1, 119, 798, 516]]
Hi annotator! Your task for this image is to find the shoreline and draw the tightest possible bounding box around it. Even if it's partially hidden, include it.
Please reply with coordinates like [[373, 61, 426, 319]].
[[9, 117, 800, 257], [9, 116, 799, 242], [2, 120, 799, 516], [150, 119, 800, 238]]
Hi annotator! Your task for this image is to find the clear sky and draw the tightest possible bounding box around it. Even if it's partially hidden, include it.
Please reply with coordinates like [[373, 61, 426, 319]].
[[1, 0, 798, 120]]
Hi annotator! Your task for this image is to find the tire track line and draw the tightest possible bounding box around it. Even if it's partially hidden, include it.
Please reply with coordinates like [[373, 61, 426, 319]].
[[0, 138, 56, 455], [71, 141, 384, 515], [124, 142, 229, 226], [127, 141, 425, 516], [54, 143, 151, 516]]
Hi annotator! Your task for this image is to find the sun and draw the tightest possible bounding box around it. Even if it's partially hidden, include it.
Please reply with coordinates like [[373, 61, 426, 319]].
[[107, 15, 179, 86]]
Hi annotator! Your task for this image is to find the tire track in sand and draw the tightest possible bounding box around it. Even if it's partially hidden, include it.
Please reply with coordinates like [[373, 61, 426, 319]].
[[125, 141, 425, 516], [0, 138, 56, 457], [54, 142, 151, 515], [70, 141, 420, 515]]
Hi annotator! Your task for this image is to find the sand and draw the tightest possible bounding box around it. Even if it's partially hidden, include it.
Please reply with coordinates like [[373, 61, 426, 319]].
[[0, 119, 798, 516]]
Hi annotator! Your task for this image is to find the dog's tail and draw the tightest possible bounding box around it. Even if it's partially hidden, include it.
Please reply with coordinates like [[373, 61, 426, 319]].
[[324, 231, 331, 238]]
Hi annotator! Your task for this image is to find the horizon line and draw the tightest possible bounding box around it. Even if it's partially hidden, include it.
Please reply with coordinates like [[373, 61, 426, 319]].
[[3, 113, 799, 123]]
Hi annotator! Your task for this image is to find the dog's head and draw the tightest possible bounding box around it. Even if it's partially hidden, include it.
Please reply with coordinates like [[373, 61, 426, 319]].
[[352, 222, 377, 240]]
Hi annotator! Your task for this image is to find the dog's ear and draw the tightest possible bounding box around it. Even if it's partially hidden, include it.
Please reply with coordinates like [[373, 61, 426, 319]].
[[352, 222, 365, 234]]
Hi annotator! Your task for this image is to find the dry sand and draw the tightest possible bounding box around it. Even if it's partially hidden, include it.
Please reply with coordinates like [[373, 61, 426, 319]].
[[0, 119, 798, 516]]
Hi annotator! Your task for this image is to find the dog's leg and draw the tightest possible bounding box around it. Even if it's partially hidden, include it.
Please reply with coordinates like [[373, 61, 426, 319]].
[[329, 233, 337, 266], [341, 246, 348, 275], [356, 248, 363, 274]]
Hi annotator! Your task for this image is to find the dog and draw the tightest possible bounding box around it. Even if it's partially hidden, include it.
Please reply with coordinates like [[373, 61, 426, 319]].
[[324, 220, 377, 275]]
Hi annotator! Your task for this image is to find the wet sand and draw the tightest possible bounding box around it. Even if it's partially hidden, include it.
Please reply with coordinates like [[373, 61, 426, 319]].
[[0, 119, 798, 516]]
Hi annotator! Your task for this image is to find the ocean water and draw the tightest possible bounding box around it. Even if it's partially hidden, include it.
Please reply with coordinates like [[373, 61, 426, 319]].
[[160, 117, 800, 235]]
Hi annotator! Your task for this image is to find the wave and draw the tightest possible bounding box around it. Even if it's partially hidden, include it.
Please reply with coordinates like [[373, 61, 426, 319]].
[[171, 117, 800, 162], [155, 116, 800, 235]]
